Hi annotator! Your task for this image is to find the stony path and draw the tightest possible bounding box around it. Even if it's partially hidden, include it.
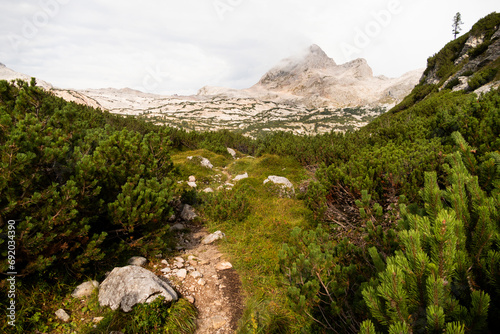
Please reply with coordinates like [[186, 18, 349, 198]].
[[153, 223, 244, 333]]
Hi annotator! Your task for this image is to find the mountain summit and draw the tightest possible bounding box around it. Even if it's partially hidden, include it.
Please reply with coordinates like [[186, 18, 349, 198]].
[[257, 44, 337, 88], [198, 44, 422, 108], [243, 44, 422, 107]]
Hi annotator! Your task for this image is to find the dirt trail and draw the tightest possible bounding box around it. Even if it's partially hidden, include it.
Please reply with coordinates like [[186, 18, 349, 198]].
[[156, 223, 244, 333]]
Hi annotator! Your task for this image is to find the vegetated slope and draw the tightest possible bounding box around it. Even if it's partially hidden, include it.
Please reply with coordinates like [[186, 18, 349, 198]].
[[273, 12, 500, 334], [1, 12, 500, 334]]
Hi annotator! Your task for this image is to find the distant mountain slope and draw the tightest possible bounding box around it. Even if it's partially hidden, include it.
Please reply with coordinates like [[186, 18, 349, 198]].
[[0, 63, 102, 109], [199, 44, 423, 108], [0, 63, 53, 90]]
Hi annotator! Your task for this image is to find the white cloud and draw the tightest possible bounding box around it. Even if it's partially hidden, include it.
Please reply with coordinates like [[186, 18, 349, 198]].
[[1, 0, 498, 94]]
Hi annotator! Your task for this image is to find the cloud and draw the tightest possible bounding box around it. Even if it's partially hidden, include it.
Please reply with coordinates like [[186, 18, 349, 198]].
[[1, 0, 498, 94]]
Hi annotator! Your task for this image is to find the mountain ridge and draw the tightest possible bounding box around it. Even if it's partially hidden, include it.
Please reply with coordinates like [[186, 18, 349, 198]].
[[199, 44, 423, 108]]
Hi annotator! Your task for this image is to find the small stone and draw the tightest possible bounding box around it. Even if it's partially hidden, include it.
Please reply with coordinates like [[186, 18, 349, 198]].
[[92, 316, 104, 323], [188, 175, 196, 182], [189, 260, 198, 267], [174, 257, 185, 263], [186, 296, 195, 303], [127, 256, 148, 267], [227, 147, 236, 158], [161, 259, 169, 265], [187, 255, 197, 261], [233, 172, 248, 181], [174, 262, 184, 269], [197, 278, 206, 286], [55, 309, 70, 322], [203, 187, 214, 193], [187, 181, 197, 188], [191, 271, 203, 279], [71, 280, 99, 298], [211, 315, 227, 329], [176, 269, 187, 279], [170, 223, 185, 232], [201, 231, 225, 245], [216, 261, 233, 271], [180, 204, 198, 221], [160, 267, 171, 274]]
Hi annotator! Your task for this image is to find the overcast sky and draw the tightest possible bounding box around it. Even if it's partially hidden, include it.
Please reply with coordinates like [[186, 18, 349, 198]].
[[1, 1, 498, 95]]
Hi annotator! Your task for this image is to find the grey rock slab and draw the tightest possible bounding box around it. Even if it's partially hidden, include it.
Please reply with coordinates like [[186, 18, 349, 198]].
[[71, 280, 99, 298], [98, 265, 177, 312]]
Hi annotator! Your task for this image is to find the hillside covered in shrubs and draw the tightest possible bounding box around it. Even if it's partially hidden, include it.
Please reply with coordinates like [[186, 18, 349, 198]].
[[1, 11, 500, 334]]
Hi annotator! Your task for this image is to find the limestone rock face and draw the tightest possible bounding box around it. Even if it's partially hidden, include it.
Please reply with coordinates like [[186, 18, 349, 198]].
[[98, 265, 178, 312], [249, 44, 421, 108]]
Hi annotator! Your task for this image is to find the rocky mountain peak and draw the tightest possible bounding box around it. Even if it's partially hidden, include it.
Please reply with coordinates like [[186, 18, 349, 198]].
[[257, 44, 336, 87], [0, 62, 5, 68], [341, 58, 373, 78], [302, 44, 337, 68]]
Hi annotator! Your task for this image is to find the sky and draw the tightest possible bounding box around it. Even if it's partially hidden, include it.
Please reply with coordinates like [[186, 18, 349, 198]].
[[0, 1, 498, 95]]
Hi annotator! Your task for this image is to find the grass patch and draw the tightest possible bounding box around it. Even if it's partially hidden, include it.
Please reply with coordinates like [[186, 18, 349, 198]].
[[200, 170, 314, 332]]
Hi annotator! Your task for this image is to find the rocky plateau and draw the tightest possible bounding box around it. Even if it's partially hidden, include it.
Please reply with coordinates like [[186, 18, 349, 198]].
[[1, 45, 423, 137]]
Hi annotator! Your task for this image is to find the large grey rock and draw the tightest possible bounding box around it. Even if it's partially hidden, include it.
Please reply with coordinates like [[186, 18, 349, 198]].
[[98, 265, 178, 312], [263, 175, 295, 198], [201, 230, 225, 245], [71, 280, 100, 298], [180, 204, 198, 221]]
